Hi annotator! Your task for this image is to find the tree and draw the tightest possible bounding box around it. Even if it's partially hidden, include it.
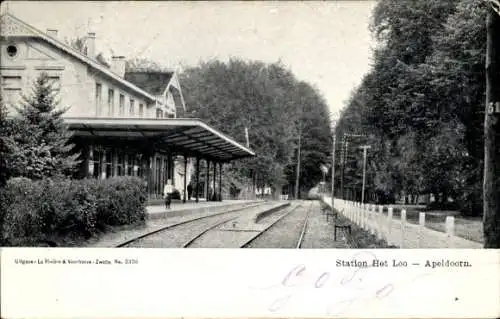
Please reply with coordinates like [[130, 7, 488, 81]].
[[6, 73, 80, 180], [66, 35, 111, 68], [483, 3, 500, 247], [126, 58, 169, 72], [0, 94, 15, 187], [179, 58, 332, 198], [336, 0, 486, 209]]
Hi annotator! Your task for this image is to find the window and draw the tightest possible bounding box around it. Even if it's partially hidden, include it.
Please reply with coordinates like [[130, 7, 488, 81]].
[[117, 152, 125, 176], [129, 99, 135, 117], [139, 103, 144, 117], [1, 76, 22, 110], [6, 45, 17, 58], [163, 158, 168, 184], [156, 157, 162, 196], [1, 75, 22, 88], [2, 88, 21, 108], [156, 109, 163, 118], [104, 150, 113, 178], [91, 148, 101, 179], [95, 83, 102, 116], [126, 155, 134, 176], [135, 154, 143, 177], [119, 94, 125, 116], [108, 89, 114, 116], [47, 76, 60, 93]]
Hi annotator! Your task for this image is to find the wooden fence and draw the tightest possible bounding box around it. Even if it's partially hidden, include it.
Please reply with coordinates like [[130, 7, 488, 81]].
[[321, 197, 482, 248]]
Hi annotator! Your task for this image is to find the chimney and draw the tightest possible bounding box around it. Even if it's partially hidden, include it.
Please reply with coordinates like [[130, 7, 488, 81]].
[[86, 32, 96, 57], [111, 56, 126, 77], [46, 29, 58, 37]]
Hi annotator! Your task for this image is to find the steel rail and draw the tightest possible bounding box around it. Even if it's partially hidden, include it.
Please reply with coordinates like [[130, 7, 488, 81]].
[[182, 215, 240, 248], [116, 202, 266, 247], [296, 202, 313, 248], [240, 203, 303, 248]]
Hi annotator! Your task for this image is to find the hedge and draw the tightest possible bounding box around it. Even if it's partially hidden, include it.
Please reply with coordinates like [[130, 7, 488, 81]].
[[0, 176, 147, 246]]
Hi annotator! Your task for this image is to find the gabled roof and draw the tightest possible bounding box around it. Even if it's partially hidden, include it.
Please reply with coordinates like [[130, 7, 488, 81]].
[[0, 12, 156, 103], [124, 71, 174, 96], [125, 71, 187, 112]]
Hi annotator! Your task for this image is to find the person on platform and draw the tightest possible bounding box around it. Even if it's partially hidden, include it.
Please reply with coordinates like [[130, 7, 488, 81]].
[[187, 183, 193, 201], [208, 186, 213, 202], [164, 180, 174, 209]]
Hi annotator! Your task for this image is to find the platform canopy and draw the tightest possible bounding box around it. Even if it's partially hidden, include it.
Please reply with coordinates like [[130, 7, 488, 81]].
[[65, 117, 255, 162]]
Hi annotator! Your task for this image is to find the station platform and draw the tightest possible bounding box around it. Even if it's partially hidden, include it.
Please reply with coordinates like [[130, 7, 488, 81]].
[[146, 199, 262, 219]]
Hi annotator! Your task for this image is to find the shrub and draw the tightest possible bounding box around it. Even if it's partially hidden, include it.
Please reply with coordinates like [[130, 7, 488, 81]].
[[1, 177, 44, 245], [0, 176, 147, 246], [95, 176, 147, 227]]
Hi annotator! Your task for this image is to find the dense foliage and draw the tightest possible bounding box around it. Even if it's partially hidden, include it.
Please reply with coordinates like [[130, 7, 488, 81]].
[[335, 0, 487, 215], [179, 59, 332, 198], [0, 73, 147, 246], [1, 73, 80, 183], [0, 176, 147, 246]]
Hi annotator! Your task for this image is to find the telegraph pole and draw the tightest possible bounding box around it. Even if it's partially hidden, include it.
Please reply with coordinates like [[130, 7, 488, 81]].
[[294, 127, 301, 200], [340, 135, 345, 200], [359, 145, 371, 204], [484, 2, 500, 248], [331, 133, 336, 210]]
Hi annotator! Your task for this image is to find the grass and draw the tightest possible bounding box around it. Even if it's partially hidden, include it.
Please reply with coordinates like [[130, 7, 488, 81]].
[[380, 205, 484, 243]]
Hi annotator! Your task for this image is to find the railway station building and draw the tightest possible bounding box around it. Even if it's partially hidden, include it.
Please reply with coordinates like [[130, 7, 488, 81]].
[[0, 12, 255, 201]]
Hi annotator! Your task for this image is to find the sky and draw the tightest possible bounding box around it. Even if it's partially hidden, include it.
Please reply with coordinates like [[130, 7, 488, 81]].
[[2, 1, 377, 119]]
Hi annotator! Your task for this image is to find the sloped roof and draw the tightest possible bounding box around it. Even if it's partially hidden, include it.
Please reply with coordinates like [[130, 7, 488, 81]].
[[0, 13, 156, 103], [124, 71, 174, 96], [65, 117, 256, 162]]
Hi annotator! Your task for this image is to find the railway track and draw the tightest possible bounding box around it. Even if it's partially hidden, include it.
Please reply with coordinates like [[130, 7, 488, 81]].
[[181, 215, 239, 248], [116, 202, 268, 248], [118, 201, 314, 249], [296, 202, 312, 248], [241, 201, 313, 248]]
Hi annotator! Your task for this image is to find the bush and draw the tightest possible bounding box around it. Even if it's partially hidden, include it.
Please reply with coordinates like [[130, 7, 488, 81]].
[[0, 176, 147, 246], [94, 177, 147, 227], [1, 177, 43, 245]]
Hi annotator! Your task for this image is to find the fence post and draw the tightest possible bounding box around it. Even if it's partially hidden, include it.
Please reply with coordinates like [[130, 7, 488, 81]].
[[387, 207, 393, 245], [350, 201, 353, 220], [363, 204, 370, 230], [356, 202, 360, 225], [400, 209, 407, 248], [350, 201, 354, 222], [370, 204, 375, 235], [445, 216, 455, 248], [377, 205, 383, 240], [366, 204, 370, 232], [418, 212, 426, 248], [363, 204, 370, 231]]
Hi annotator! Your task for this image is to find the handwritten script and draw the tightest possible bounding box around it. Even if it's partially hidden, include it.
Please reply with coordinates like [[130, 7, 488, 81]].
[[249, 250, 434, 316]]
